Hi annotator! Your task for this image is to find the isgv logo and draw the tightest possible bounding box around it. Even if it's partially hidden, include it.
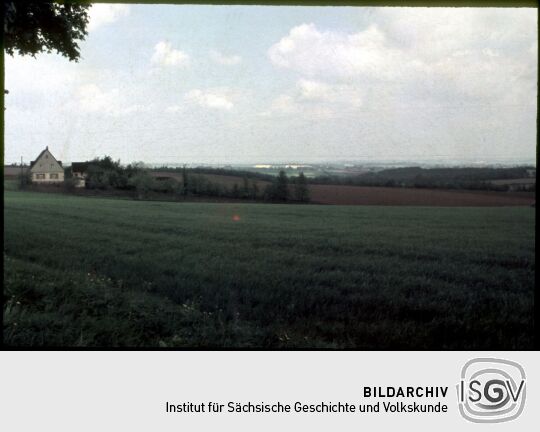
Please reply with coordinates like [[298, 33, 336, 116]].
[[457, 358, 526, 423]]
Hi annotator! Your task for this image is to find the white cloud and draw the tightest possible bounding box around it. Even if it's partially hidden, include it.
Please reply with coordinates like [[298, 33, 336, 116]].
[[76, 84, 148, 116], [165, 105, 184, 113], [184, 89, 234, 111], [210, 50, 242, 66], [266, 94, 299, 115], [152, 41, 190, 67], [88, 4, 130, 31], [379, 8, 537, 59], [297, 79, 362, 106], [297, 79, 332, 100], [5, 54, 77, 95], [268, 23, 419, 80], [268, 14, 537, 110], [260, 79, 362, 120], [261, 93, 335, 120]]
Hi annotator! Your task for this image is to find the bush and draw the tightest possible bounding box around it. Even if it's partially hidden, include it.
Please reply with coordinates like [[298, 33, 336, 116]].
[[63, 177, 79, 192], [16, 170, 32, 189], [128, 172, 155, 199]]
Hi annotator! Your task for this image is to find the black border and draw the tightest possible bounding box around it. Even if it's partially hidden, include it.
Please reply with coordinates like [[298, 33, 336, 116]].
[[1, 0, 538, 351]]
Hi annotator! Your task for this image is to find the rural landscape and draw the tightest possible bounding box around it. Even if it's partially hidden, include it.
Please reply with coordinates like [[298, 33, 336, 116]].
[[2, 4, 537, 349], [3, 157, 535, 348]]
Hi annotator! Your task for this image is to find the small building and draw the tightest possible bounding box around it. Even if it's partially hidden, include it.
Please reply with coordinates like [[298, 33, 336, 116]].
[[29, 147, 64, 183], [71, 162, 90, 187], [526, 169, 536, 178], [3, 164, 28, 179]]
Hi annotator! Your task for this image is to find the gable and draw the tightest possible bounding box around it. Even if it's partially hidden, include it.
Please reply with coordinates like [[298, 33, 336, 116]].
[[30, 148, 64, 173]]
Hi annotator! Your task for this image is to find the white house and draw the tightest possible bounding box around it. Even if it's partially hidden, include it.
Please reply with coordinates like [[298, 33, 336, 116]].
[[29, 147, 64, 183]]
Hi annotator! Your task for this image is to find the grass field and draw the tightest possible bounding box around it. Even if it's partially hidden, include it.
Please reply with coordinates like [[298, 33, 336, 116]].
[[3, 189, 535, 348]]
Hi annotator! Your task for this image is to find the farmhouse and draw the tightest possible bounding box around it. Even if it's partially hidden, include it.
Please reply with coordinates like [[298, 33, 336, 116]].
[[29, 147, 64, 183], [71, 162, 90, 187]]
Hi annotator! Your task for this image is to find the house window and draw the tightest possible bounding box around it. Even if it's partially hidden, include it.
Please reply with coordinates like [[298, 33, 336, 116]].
[[50, 173, 59, 180], [50, 164, 54, 169], [35, 174, 45, 179]]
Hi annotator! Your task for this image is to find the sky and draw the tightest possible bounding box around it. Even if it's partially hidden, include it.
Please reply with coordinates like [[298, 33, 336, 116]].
[[4, 4, 538, 165]]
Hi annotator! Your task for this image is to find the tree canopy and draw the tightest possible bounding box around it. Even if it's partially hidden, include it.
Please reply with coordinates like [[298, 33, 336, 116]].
[[4, 1, 90, 61]]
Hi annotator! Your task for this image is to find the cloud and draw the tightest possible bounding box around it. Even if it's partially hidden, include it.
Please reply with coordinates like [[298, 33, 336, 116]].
[[210, 50, 242, 66], [297, 79, 361, 106], [268, 23, 417, 80], [297, 79, 332, 100], [265, 94, 299, 115], [268, 14, 537, 110], [88, 4, 130, 31], [76, 84, 148, 116], [260, 78, 362, 120], [152, 41, 190, 67], [261, 92, 335, 120], [379, 8, 537, 59], [165, 105, 184, 113], [5, 54, 78, 95], [184, 89, 234, 111]]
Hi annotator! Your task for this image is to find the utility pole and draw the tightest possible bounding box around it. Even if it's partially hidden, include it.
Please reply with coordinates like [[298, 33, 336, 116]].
[[20, 156, 23, 187]]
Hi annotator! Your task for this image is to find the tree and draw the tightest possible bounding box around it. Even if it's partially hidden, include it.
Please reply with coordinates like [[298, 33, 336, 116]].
[[128, 171, 154, 200], [63, 176, 79, 192], [242, 176, 250, 198], [231, 183, 240, 198], [264, 170, 289, 202], [17, 168, 32, 189], [294, 172, 310, 203], [182, 165, 190, 196], [275, 170, 289, 201], [250, 181, 259, 200], [4, 1, 91, 62]]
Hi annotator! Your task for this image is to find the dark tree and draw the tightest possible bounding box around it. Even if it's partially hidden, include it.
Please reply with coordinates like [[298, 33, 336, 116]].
[[182, 165, 189, 196], [250, 181, 259, 200], [265, 170, 289, 202], [275, 170, 289, 201], [294, 172, 310, 203], [4, 1, 90, 62], [242, 176, 249, 198], [231, 183, 240, 198]]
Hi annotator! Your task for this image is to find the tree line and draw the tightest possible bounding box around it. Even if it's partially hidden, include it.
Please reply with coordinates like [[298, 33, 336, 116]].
[[307, 166, 536, 192], [58, 157, 311, 203]]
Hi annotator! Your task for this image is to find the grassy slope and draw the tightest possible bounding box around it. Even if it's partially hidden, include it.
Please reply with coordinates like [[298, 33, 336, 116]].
[[3, 190, 535, 348]]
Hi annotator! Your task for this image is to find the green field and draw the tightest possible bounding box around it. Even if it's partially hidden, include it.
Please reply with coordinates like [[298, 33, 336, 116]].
[[3, 189, 535, 348]]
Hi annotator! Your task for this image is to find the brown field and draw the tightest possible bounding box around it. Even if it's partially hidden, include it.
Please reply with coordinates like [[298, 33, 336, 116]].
[[151, 171, 535, 206], [308, 185, 535, 206], [489, 177, 536, 185]]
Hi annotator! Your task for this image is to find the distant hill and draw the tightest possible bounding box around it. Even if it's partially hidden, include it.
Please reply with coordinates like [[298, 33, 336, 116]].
[[310, 166, 536, 191]]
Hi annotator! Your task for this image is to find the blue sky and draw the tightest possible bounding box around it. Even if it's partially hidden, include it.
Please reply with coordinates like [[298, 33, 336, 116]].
[[4, 4, 538, 165]]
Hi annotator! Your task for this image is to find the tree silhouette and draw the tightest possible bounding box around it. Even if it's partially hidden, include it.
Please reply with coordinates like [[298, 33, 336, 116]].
[[294, 172, 310, 202], [4, 1, 90, 62], [276, 170, 289, 201]]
